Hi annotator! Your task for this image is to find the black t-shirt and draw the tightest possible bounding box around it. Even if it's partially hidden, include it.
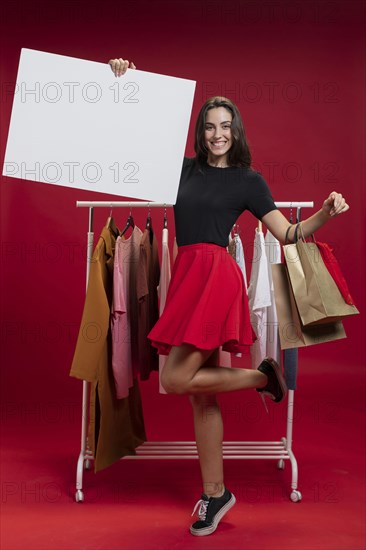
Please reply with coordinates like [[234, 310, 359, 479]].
[[174, 157, 278, 247]]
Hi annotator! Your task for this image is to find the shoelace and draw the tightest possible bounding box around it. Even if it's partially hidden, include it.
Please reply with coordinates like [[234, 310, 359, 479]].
[[191, 498, 209, 520]]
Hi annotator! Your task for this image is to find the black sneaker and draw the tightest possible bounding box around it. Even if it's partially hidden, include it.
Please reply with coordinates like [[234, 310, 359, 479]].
[[256, 357, 287, 403], [190, 488, 236, 536]]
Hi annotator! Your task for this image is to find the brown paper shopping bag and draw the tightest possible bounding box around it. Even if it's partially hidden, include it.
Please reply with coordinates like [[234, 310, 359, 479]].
[[283, 236, 359, 327], [271, 264, 347, 350]]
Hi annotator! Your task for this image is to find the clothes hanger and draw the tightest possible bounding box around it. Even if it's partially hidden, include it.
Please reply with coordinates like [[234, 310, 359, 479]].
[[106, 207, 112, 223], [146, 203, 152, 229], [120, 206, 135, 237], [106, 207, 113, 227], [285, 203, 301, 242], [296, 207, 302, 224], [106, 207, 119, 236], [145, 204, 154, 245]]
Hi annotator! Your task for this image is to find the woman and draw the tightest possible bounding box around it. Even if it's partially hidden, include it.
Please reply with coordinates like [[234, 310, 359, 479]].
[[109, 57, 349, 537]]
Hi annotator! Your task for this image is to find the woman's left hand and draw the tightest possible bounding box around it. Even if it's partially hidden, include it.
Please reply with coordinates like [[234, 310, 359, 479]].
[[322, 192, 350, 218]]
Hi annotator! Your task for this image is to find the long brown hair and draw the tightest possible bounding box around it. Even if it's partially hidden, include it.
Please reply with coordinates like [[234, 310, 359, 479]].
[[194, 96, 252, 169]]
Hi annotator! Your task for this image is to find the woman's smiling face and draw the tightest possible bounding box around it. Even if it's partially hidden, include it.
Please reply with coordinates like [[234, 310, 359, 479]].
[[204, 106, 233, 165]]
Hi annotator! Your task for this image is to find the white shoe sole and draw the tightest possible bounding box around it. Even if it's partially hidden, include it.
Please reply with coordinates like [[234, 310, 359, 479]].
[[189, 493, 237, 536]]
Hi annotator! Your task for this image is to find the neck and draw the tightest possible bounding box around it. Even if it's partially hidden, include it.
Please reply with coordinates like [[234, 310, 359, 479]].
[[207, 159, 229, 168]]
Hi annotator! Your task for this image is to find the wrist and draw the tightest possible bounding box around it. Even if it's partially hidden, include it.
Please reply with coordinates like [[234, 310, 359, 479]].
[[319, 208, 332, 222]]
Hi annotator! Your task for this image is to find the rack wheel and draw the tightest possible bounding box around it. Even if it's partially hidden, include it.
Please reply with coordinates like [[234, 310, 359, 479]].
[[290, 490, 302, 503], [75, 490, 84, 503], [84, 459, 91, 470], [277, 459, 285, 470]]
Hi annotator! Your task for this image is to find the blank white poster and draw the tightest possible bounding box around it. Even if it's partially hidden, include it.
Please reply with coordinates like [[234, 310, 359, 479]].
[[2, 48, 196, 204]]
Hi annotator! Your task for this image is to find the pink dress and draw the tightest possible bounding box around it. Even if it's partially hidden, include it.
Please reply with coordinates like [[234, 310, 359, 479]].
[[158, 227, 171, 394], [111, 226, 143, 398]]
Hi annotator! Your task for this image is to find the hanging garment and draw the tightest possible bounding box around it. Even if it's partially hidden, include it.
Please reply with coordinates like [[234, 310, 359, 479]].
[[157, 227, 171, 394], [69, 223, 146, 472], [111, 226, 143, 399], [173, 237, 178, 263], [248, 228, 271, 369], [220, 233, 236, 366], [234, 233, 248, 292], [264, 229, 281, 365], [222, 231, 249, 362], [137, 227, 160, 380], [232, 232, 249, 358], [228, 233, 236, 260], [148, 243, 255, 355]]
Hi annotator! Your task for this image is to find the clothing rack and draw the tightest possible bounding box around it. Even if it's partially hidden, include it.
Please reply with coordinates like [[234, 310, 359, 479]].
[[74, 199, 314, 504]]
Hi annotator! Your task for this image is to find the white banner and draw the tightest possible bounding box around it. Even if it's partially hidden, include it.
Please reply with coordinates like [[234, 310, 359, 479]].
[[2, 48, 196, 204]]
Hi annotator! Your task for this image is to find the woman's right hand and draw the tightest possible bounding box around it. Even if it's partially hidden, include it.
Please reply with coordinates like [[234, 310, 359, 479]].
[[108, 58, 136, 77]]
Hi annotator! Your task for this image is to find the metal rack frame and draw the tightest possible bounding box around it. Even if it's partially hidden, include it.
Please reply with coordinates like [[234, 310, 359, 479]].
[[74, 200, 313, 504]]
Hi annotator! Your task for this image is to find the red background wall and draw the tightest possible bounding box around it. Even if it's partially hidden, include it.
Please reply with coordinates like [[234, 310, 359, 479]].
[[0, 0, 365, 433]]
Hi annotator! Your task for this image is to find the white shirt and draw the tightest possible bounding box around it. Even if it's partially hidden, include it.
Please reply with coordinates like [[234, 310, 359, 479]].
[[248, 228, 271, 368], [264, 230, 281, 364]]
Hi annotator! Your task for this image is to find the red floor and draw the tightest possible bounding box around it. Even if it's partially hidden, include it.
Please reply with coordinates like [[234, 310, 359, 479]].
[[1, 359, 365, 550]]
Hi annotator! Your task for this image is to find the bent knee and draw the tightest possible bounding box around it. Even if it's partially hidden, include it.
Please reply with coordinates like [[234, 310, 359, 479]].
[[161, 372, 189, 395]]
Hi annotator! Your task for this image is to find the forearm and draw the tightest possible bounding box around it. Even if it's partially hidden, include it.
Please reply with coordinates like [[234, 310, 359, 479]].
[[287, 209, 331, 242]]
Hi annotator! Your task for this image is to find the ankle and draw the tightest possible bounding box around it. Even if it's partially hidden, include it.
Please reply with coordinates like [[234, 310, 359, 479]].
[[256, 371, 268, 389], [211, 488, 225, 498], [204, 484, 225, 498]]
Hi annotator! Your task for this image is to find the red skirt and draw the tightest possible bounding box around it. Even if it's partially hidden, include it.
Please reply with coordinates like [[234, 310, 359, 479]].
[[147, 243, 256, 355]]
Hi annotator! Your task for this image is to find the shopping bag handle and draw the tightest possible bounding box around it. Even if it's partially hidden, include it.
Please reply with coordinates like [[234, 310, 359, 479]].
[[285, 222, 302, 244], [296, 222, 317, 244]]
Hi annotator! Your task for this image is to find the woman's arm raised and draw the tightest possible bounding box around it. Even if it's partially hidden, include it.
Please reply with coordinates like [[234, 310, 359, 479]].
[[262, 191, 349, 244]]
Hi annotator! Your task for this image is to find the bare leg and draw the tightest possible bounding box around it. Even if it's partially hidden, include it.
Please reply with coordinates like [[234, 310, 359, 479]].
[[190, 393, 224, 497], [161, 346, 269, 499], [161, 343, 267, 395], [189, 349, 224, 497]]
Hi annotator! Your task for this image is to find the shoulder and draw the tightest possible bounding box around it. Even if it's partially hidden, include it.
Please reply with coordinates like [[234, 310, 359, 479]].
[[182, 156, 196, 169], [243, 167, 266, 182], [242, 168, 271, 190], [180, 156, 202, 178]]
